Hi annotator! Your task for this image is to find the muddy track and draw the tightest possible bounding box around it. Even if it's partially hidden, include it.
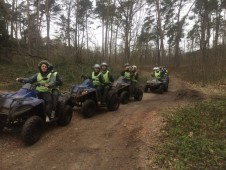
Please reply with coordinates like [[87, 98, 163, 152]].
[[0, 76, 202, 170]]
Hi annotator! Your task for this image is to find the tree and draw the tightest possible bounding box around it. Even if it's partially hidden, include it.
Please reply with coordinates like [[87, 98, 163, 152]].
[[44, 0, 61, 58], [0, 0, 10, 47]]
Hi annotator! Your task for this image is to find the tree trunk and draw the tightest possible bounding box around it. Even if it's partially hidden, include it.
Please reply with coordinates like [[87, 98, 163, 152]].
[[45, 0, 50, 59], [11, 0, 15, 39], [26, 0, 31, 54], [67, 0, 72, 47], [102, 17, 105, 60]]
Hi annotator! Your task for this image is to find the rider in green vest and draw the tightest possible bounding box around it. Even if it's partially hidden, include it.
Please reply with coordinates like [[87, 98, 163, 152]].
[[101, 62, 114, 103], [16, 60, 55, 120], [91, 64, 105, 101]]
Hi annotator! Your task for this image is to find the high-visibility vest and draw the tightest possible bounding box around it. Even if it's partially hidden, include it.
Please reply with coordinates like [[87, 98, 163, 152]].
[[124, 71, 131, 80], [36, 73, 52, 92], [92, 72, 102, 86], [154, 71, 161, 79], [103, 70, 110, 84]]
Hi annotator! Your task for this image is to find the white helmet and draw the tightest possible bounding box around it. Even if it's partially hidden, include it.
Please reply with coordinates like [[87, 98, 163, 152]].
[[101, 62, 108, 67], [94, 64, 100, 69], [153, 67, 159, 71], [132, 65, 137, 70]]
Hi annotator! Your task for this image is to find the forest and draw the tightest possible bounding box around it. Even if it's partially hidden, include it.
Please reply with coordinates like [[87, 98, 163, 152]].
[[1, 0, 226, 72], [1, 1, 226, 169]]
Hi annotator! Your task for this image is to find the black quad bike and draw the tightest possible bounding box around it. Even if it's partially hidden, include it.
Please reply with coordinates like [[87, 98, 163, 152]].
[[143, 77, 169, 94], [70, 77, 120, 118], [0, 82, 73, 145], [112, 76, 143, 104]]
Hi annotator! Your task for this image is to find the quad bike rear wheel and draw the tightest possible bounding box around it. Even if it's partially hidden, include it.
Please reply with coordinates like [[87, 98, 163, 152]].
[[22, 116, 44, 145], [143, 86, 148, 93], [164, 84, 168, 92], [107, 94, 120, 111], [0, 122, 4, 132], [81, 99, 96, 118], [57, 105, 73, 126], [120, 91, 129, 104]]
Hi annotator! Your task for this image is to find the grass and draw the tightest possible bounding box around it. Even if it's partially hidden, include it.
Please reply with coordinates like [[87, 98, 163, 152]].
[[158, 99, 226, 169]]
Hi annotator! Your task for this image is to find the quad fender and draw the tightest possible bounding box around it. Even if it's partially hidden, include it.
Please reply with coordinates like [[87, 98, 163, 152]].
[[8, 98, 45, 121]]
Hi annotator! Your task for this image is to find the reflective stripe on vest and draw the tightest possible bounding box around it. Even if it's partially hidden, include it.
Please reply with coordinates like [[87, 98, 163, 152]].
[[124, 71, 131, 80], [103, 70, 110, 84], [36, 73, 52, 92], [92, 72, 102, 86]]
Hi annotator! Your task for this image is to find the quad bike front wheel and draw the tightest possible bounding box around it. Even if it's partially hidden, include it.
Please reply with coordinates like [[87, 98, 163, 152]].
[[107, 94, 120, 111], [120, 91, 130, 104], [81, 99, 96, 118], [57, 105, 73, 126], [22, 116, 44, 145], [135, 89, 143, 101]]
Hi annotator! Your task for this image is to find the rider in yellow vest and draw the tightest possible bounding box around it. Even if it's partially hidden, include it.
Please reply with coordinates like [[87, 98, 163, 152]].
[[101, 62, 114, 103], [121, 63, 132, 81], [16, 60, 55, 119], [91, 64, 105, 101], [151, 67, 162, 80]]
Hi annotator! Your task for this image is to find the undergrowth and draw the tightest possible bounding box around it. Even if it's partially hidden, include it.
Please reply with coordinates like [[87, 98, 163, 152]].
[[158, 99, 226, 169], [0, 63, 140, 91]]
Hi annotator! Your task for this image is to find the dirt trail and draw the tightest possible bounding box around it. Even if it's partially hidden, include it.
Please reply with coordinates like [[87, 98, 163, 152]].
[[0, 76, 203, 170]]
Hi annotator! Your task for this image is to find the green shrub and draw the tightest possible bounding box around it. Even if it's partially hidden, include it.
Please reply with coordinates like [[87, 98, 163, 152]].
[[158, 100, 226, 169]]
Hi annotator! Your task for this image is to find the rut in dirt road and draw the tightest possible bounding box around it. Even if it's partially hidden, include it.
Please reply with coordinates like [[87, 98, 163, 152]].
[[0, 76, 204, 170]]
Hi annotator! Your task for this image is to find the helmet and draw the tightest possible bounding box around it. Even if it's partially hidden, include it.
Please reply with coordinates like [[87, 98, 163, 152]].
[[125, 66, 130, 71], [101, 62, 108, 67], [132, 65, 137, 70], [94, 64, 100, 69], [153, 67, 159, 71], [124, 63, 130, 67]]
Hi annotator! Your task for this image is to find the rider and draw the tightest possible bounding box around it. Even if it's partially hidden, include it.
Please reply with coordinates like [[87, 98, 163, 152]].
[[152, 67, 163, 81], [121, 63, 132, 82], [131, 65, 139, 81], [91, 64, 105, 101], [121, 63, 136, 93], [48, 63, 63, 116], [16, 60, 55, 119], [101, 62, 114, 103]]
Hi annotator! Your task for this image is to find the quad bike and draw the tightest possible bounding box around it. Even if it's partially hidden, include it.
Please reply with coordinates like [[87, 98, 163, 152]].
[[143, 77, 169, 94], [112, 76, 143, 104], [70, 77, 120, 118], [0, 82, 73, 145]]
